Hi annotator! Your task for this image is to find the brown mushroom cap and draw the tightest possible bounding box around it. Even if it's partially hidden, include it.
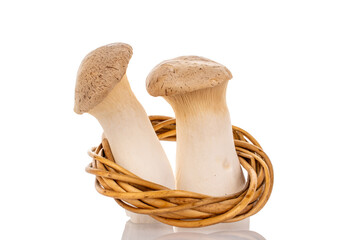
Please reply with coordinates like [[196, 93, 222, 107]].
[[146, 56, 232, 97], [74, 43, 133, 114]]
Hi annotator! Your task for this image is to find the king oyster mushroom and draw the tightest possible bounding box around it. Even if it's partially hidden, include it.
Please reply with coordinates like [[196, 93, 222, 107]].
[[146, 56, 249, 230], [74, 43, 175, 223]]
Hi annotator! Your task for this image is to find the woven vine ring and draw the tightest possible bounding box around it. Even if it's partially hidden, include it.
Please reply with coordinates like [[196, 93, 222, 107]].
[[85, 115, 274, 228]]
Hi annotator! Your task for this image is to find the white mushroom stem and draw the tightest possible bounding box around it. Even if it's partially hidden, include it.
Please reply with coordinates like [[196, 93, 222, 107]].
[[90, 75, 174, 187], [90, 74, 175, 223], [165, 82, 245, 196]]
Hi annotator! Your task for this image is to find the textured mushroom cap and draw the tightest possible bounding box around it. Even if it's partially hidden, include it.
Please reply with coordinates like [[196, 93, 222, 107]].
[[146, 56, 232, 97], [74, 43, 133, 114]]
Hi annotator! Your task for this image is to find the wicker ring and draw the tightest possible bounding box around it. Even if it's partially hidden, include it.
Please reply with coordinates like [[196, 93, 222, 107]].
[[86, 115, 274, 228]]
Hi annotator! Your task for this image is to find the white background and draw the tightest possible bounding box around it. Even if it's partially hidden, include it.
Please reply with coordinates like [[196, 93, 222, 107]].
[[1, 0, 356, 239]]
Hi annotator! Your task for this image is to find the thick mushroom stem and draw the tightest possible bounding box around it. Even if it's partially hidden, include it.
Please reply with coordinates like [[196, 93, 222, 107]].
[[90, 75, 175, 189], [165, 82, 245, 196], [90, 75, 175, 223]]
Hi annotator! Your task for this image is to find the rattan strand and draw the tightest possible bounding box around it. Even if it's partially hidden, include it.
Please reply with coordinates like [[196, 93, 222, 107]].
[[85, 116, 274, 228]]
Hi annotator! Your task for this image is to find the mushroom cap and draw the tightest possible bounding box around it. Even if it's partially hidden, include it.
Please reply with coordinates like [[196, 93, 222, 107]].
[[74, 42, 133, 114], [146, 56, 232, 97]]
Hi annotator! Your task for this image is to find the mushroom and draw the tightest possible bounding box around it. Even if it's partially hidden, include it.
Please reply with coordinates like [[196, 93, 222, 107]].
[[74, 43, 175, 223], [146, 56, 245, 197]]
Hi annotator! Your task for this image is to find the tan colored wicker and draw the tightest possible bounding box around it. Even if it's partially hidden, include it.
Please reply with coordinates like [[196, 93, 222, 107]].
[[86, 115, 274, 228]]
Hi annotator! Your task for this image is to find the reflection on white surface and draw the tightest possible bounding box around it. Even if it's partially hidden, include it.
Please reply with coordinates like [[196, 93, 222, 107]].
[[121, 220, 265, 240], [175, 218, 250, 234], [121, 220, 174, 240], [156, 230, 265, 240]]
